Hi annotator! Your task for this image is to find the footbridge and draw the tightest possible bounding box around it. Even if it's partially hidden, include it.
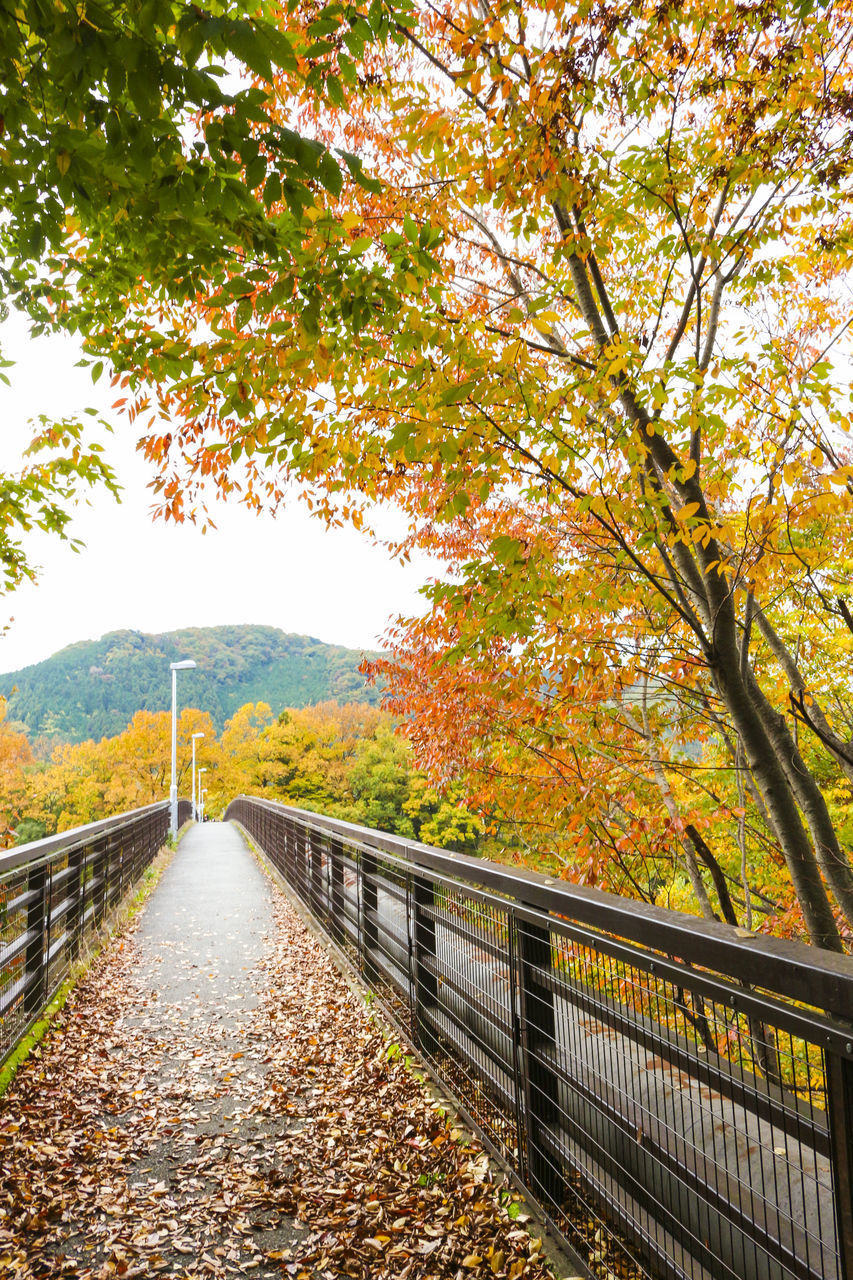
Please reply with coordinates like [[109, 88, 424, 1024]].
[[2, 798, 852, 1280]]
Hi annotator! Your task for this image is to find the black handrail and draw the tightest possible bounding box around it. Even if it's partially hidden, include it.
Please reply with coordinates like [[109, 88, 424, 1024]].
[[0, 798, 191, 1066], [227, 794, 853, 1280]]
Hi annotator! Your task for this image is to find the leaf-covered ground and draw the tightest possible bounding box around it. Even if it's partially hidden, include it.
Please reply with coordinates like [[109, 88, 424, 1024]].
[[0, 827, 559, 1280]]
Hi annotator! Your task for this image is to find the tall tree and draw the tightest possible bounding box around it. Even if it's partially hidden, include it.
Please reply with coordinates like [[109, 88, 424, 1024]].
[[87, 0, 853, 947]]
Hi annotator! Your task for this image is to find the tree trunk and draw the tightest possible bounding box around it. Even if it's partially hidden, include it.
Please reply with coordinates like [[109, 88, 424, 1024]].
[[752, 604, 853, 787], [711, 653, 844, 951], [552, 212, 845, 950], [741, 662, 853, 931]]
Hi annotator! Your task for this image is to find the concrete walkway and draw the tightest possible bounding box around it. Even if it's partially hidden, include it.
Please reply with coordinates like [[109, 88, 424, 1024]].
[[130, 820, 273, 1031], [0, 822, 557, 1280]]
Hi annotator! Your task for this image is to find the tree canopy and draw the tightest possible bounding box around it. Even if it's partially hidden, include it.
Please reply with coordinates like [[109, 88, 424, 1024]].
[[0, 0, 385, 579], [8, 0, 853, 947]]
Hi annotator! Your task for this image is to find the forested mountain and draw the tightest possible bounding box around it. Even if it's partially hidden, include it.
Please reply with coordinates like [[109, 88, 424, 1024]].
[[0, 626, 381, 743]]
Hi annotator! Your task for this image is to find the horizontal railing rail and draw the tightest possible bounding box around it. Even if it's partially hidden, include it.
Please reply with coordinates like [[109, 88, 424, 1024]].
[[0, 798, 191, 1066], [227, 794, 853, 1280]]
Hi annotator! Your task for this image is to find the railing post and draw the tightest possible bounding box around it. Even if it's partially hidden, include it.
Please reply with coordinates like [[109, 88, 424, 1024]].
[[516, 915, 562, 1203], [506, 911, 527, 1180], [284, 815, 296, 885], [291, 819, 303, 896], [24, 861, 48, 1017], [93, 835, 109, 926], [114, 831, 126, 904], [411, 872, 439, 1058], [138, 818, 149, 877], [329, 836, 345, 946], [360, 849, 380, 988], [827, 1048, 853, 1280], [266, 809, 276, 873], [301, 825, 312, 904], [128, 825, 139, 885], [141, 815, 152, 878], [268, 809, 279, 876], [106, 830, 121, 911], [66, 845, 85, 962], [308, 827, 323, 918]]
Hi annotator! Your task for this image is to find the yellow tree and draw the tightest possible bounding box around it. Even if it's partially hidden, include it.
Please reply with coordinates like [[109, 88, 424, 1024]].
[[0, 700, 34, 847], [26, 709, 215, 831]]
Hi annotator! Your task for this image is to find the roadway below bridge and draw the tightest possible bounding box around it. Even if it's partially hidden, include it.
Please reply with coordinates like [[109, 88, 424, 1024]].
[[0, 822, 561, 1280]]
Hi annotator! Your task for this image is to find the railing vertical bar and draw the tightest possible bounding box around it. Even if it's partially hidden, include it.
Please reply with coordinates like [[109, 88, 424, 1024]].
[[94, 835, 108, 927], [361, 849, 379, 988], [405, 870, 415, 1045], [411, 871, 438, 1060], [67, 844, 84, 962], [309, 827, 322, 919], [507, 909, 527, 1183], [827, 1048, 853, 1280], [355, 843, 364, 976], [330, 835, 345, 947], [513, 915, 564, 1208], [23, 861, 47, 1017]]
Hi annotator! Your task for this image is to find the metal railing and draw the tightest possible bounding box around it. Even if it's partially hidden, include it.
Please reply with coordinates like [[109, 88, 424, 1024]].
[[0, 799, 190, 1065], [227, 794, 853, 1280]]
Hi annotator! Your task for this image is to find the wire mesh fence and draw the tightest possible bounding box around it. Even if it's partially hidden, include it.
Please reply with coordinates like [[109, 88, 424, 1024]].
[[227, 795, 853, 1280], [0, 799, 189, 1066]]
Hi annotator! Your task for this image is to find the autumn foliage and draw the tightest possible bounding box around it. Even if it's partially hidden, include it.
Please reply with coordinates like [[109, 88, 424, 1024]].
[[16, 0, 853, 947], [0, 699, 482, 854]]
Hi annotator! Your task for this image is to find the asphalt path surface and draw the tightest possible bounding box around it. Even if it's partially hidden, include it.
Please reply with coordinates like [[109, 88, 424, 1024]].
[[0, 822, 558, 1280]]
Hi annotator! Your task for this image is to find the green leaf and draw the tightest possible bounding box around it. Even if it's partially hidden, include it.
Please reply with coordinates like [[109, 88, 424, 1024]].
[[438, 381, 477, 407], [317, 150, 343, 197]]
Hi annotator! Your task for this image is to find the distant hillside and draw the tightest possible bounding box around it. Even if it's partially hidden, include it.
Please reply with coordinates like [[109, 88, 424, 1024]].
[[0, 625, 383, 743]]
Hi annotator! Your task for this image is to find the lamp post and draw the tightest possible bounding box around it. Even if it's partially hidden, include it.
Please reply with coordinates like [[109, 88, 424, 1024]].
[[200, 787, 207, 823], [191, 732, 205, 822], [170, 659, 197, 837], [197, 768, 207, 823]]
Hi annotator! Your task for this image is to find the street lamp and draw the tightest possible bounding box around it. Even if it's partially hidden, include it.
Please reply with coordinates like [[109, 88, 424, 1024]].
[[191, 733, 205, 821], [170, 659, 197, 837], [200, 787, 208, 824], [197, 768, 207, 823]]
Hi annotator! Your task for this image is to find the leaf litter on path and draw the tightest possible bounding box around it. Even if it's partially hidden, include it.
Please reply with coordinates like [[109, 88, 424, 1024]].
[[0, 869, 557, 1280]]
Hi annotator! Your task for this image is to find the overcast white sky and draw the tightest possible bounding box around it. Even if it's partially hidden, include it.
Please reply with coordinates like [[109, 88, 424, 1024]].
[[0, 315, 433, 674]]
